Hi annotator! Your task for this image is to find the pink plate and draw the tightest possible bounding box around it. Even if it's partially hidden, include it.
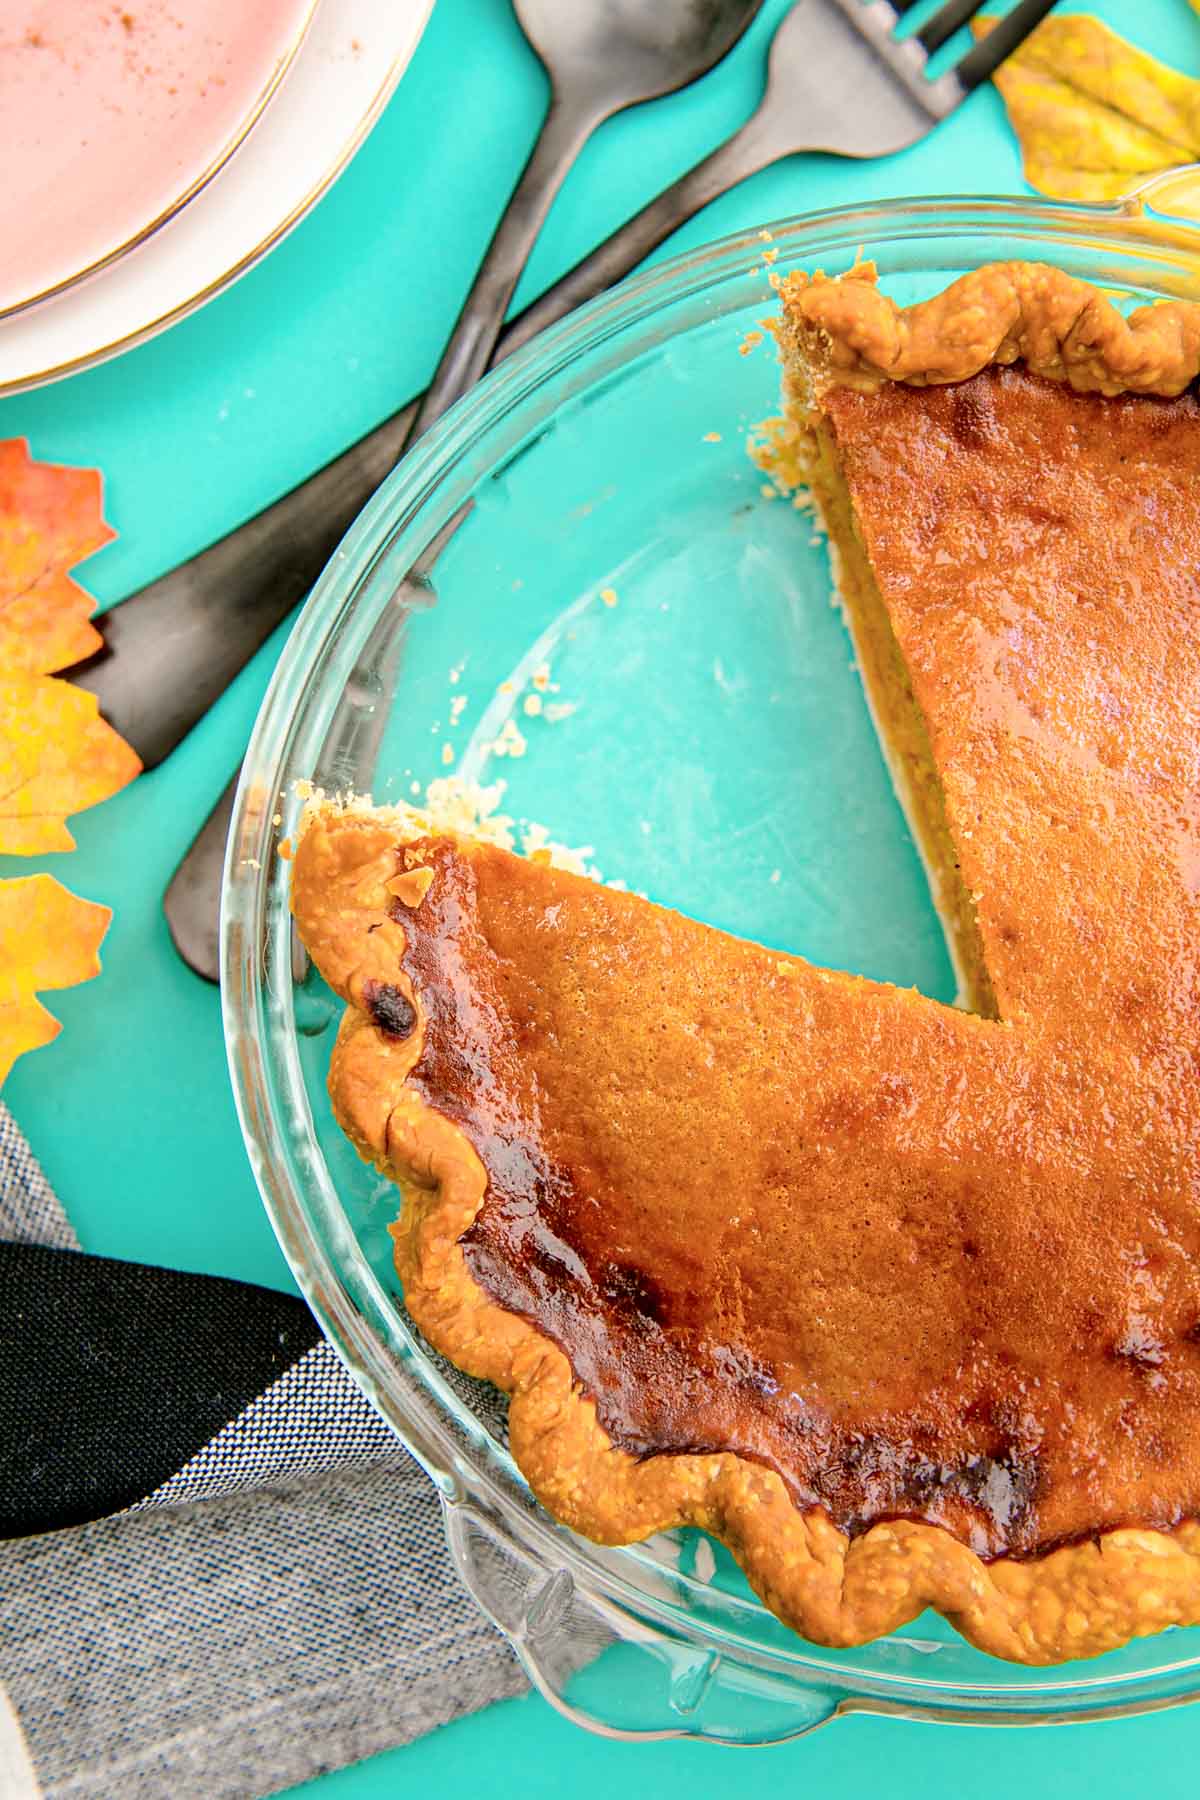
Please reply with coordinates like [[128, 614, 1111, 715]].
[[0, 0, 316, 316]]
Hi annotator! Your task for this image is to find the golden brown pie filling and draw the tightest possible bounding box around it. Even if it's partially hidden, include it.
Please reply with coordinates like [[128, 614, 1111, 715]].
[[292, 263, 1200, 1663]]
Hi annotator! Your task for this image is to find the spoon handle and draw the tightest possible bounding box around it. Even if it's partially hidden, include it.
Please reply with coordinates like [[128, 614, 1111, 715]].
[[507, 112, 783, 345], [408, 95, 597, 445]]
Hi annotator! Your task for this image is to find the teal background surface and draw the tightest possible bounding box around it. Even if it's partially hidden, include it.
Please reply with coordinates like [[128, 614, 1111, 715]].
[[4, 0, 1200, 1791]]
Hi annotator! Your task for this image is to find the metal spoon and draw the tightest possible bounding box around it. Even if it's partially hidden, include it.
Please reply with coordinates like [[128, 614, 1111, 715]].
[[409, 0, 765, 447]]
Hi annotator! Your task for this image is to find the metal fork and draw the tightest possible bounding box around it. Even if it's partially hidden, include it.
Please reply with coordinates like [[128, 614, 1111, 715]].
[[165, 0, 1061, 981], [511, 0, 1058, 341]]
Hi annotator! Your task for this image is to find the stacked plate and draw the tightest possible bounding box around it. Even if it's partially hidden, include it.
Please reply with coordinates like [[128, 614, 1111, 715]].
[[0, 0, 432, 393]]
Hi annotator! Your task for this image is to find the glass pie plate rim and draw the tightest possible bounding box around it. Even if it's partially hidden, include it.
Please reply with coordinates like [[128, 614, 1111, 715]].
[[222, 187, 1200, 1743]]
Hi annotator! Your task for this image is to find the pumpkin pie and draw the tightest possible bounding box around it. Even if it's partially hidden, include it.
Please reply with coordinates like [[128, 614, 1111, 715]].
[[291, 262, 1200, 1665]]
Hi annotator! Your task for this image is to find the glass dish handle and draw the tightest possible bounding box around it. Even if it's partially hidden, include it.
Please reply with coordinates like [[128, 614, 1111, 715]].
[[1123, 162, 1200, 217], [441, 1494, 843, 1744]]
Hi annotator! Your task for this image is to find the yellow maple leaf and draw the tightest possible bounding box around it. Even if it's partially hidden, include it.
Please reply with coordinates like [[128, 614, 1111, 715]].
[[0, 874, 110, 1084], [983, 12, 1200, 204], [0, 671, 141, 854], [0, 439, 140, 853]]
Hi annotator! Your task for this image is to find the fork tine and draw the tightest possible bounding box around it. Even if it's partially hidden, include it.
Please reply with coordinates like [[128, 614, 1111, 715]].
[[953, 0, 1057, 90], [917, 0, 986, 55]]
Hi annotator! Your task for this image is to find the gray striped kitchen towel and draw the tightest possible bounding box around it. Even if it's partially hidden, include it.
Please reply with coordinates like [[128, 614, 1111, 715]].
[[0, 1104, 529, 1800]]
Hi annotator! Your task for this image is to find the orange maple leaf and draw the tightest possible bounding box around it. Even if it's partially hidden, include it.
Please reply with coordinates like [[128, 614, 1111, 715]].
[[0, 438, 113, 674], [0, 873, 110, 1083], [0, 439, 140, 853]]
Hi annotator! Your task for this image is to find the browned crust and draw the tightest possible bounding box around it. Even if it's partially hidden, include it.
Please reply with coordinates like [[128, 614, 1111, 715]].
[[776, 260, 1200, 395], [293, 807, 1200, 1667]]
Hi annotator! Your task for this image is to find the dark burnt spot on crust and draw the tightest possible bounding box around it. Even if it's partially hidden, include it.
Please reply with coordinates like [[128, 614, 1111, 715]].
[[951, 1443, 1043, 1548], [362, 978, 416, 1040], [601, 1262, 666, 1330], [396, 842, 510, 1103], [820, 1428, 1043, 1553]]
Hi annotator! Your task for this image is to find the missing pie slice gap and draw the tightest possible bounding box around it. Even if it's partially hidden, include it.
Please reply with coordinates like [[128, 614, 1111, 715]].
[[755, 349, 997, 1017]]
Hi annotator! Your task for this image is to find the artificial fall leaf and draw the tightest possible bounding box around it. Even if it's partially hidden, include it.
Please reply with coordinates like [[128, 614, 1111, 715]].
[[0, 438, 113, 674], [0, 438, 140, 853], [0, 671, 141, 854], [982, 13, 1200, 204], [0, 873, 109, 1084]]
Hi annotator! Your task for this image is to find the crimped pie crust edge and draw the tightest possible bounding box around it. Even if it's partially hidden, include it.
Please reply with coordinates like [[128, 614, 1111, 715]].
[[775, 259, 1200, 394]]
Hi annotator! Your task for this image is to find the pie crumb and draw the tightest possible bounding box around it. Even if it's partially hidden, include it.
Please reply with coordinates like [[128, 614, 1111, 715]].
[[387, 865, 436, 908], [491, 719, 527, 759]]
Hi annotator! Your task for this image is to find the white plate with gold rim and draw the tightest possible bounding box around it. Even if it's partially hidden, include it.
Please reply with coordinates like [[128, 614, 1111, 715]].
[[0, 0, 433, 395]]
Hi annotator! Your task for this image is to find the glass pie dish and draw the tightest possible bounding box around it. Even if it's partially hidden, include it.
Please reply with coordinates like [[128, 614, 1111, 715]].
[[223, 191, 1200, 1742]]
